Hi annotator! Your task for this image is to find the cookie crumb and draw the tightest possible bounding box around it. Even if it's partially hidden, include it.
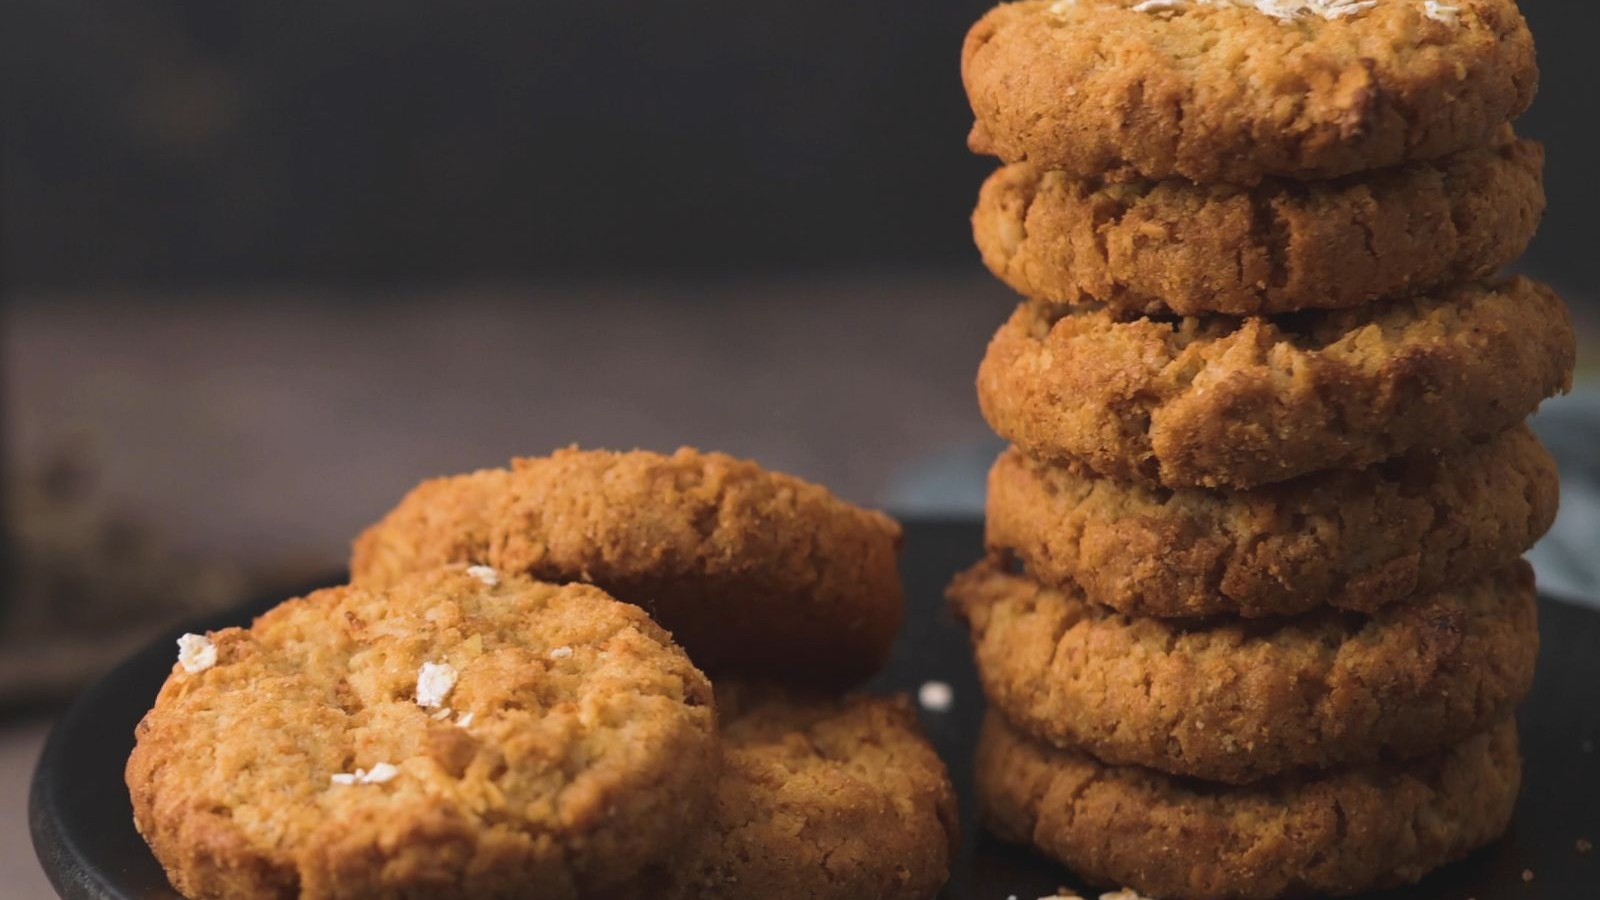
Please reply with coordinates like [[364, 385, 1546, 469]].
[[1521, 869, 1534, 882], [466, 564, 500, 587], [1423, 1, 1459, 24], [176, 633, 217, 674], [415, 661, 458, 708], [430, 707, 453, 721], [330, 763, 400, 786], [1578, 838, 1593, 854], [550, 646, 574, 660], [918, 680, 954, 712]]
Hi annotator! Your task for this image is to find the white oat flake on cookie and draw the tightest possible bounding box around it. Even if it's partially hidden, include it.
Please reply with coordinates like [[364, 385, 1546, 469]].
[[415, 661, 458, 708], [175, 633, 217, 674]]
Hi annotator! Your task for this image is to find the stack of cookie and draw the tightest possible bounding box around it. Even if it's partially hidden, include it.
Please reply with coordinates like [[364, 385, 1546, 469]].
[[952, 2, 1575, 898], [128, 448, 957, 899]]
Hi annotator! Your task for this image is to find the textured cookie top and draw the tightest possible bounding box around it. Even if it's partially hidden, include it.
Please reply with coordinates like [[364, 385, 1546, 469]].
[[126, 568, 717, 900], [979, 277, 1574, 488], [977, 713, 1521, 900], [986, 426, 1558, 618], [974, 138, 1544, 316], [643, 687, 959, 900], [963, 0, 1538, 183], [952, 560, 1537, 783], [352, 447, 905, 687]]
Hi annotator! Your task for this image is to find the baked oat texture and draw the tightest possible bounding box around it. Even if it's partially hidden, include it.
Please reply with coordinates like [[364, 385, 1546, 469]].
[[974, 139, 1545, 316], [636, 686, 959, 899], [126, 567, 718, 900], [977, 277, 1575, 488], [963, 0, 1538, 183], [950, 560, 1537, 783], [985, 426, 1558, 618], [977, 713, 1521, 900], [351, 447, 905, 688]]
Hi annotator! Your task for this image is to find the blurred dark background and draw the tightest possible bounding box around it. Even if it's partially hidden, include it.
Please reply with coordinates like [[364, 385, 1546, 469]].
[[2, 0, 1592, 292], [1, 3, 1597, 893]]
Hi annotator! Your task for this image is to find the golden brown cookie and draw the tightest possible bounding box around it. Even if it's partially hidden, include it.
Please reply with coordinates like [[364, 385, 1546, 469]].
[[963, 0, 1538, 184], [352, 447, 905, 687], [977, 713, 1521, 900], [977, 277, 1574, 488], [974, 139, 1545, 317], [126, 567, 718, 900], [636, 686, 959, 899], [985, 426, 1557, 618], [951, 560, 1537, 783]]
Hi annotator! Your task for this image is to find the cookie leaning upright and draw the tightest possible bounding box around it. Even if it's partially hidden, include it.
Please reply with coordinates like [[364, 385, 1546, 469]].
[[353, 447, 904, 687], [963, 0, 1538, 184], [126, 567, 717, 900]]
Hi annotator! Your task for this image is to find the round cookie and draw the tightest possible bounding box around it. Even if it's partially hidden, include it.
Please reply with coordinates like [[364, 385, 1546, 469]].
[[638, 686, 959, 899], [352, 447, 905, 688], [977, 713, 1521, 900], [974, 139, 1545, 317], [977, 277, 1575, 489], [963, 0, 1538, 184], [126, 567, 718, 900], [985, 426, 1557, 619], [950, 560, 1537, 783]]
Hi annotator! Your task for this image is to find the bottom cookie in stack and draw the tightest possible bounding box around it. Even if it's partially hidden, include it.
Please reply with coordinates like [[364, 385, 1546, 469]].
[[976, 714, 1521, 900]]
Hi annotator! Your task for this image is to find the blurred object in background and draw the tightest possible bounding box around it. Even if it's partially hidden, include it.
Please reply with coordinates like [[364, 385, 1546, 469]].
[[1528, 394, 1600, 608], [1, 437, 246, 706]]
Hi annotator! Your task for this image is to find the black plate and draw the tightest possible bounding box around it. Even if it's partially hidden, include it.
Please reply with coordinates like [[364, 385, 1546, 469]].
[[30, 520, 1600, 899]]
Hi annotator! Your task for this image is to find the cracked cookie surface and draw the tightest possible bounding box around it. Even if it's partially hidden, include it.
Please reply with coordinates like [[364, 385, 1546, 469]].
[[977, 277, 1574, 488], [985, 426, 1557, 618], [977, 713, 1521, 900], [638, 686, 959, 899], [963, 0, 1537, 183], [352, 447, 904, 688], [974, 139, 1544, 316], [951, 560, 1537, 783], [126, 567, 718, 900]]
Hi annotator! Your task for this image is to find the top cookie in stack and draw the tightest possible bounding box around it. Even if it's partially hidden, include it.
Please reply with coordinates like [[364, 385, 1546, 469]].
[[956, 2, 1575, 898], [965, 0, 1537, 187]]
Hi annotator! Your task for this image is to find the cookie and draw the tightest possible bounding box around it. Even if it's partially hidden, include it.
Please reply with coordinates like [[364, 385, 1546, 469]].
[[973, 139, 1545, 317], [126, 567, 718, 900], [985, 426, 1557, 618], [951, 560, 1537, 783], [352, 447, 905, 687], [977, 713, 1521, 900], [977, 277, 1574, 488], [637, 686, 959, 899], [963, 0, 1538, 184]]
